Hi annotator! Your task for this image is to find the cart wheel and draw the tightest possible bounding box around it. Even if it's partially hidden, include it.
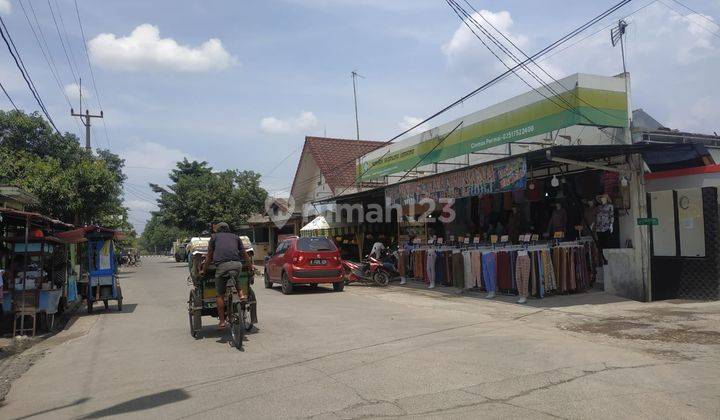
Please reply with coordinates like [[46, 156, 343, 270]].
[[118, 299, 123, 311], [87, 300, 93, 314], [188, 291, 201, 338], [104, 300, 109, 310]]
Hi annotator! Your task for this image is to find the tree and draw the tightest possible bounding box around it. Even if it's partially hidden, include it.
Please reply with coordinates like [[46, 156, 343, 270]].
[[138, 213, 189, 253], [148, 159, 268, 234], [0, 110, 128, 227]]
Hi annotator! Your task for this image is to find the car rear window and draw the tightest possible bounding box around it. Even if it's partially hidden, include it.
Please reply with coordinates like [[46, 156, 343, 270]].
[[297, 237, 336, 252]]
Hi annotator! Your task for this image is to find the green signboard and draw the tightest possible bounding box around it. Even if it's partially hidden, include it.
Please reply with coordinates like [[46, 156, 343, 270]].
[[357, 86, 627, 181], [637, 217, 659, 226]]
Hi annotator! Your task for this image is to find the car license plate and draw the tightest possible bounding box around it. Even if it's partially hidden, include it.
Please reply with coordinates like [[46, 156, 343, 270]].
[[310, 259, 327, 265]]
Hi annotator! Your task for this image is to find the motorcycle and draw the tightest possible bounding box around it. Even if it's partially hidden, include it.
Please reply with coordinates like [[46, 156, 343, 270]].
[[342, 254, 399, 287]]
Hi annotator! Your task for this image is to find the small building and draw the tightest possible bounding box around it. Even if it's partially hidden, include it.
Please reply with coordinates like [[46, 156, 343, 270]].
[[0, 185, 39, 211], [248, 136, 386, 256]]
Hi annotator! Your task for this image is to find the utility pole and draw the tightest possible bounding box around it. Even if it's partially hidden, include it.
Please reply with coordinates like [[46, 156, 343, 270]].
[[351, 70, 364, 141], [611, 20, 631, 145], [70, 78, 103, 151]]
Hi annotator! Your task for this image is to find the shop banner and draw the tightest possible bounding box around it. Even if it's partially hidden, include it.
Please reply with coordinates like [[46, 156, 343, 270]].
[[358, 86, 627, 181], [386, 157, 527, 205]]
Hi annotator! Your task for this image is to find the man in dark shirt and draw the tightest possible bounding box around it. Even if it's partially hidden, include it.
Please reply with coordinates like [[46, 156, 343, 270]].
[[201, 222, 252, 329]]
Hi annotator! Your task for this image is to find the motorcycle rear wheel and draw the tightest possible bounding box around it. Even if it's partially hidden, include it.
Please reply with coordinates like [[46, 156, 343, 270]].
[[373, 271, 390, 286]]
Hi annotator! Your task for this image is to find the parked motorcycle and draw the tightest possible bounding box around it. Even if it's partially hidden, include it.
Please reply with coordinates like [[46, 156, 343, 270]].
[[342, 254, 399, 286]]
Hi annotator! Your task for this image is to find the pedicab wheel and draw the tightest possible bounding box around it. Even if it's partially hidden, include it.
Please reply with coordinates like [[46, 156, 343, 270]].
[[333, 281, 344, 292], [230, 303, 245, 350], [281, 272, 293, 295], [188, 291, 201, 338], [373, 271, 390, 287], [117, 299, 123, 311], [264, 270, 272, 289], [104, 300, 109, 310]]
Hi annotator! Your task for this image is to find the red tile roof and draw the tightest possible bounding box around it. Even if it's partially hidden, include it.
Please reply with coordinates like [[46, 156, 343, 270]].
[[290, 137, 386, 197]]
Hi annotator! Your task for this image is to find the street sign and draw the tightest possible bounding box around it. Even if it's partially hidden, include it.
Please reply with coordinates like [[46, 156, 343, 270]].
[[637, 217, 659, 226]]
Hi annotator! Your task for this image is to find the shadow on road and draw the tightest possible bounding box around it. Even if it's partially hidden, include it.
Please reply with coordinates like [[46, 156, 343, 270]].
[[11, 397, 90, 420], [268, 285, 334, 295], [76, 389, 190, 419], [78, 303, 138, 316]]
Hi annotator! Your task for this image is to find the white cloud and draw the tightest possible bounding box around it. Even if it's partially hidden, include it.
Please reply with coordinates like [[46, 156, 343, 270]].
[[442, 10, 528, 73], [88, 24, 238, 72], [64, 83, 91, 101], [260, 111, 319, 134], [0, 0, 11, 15], [399, 116, 430, 135]]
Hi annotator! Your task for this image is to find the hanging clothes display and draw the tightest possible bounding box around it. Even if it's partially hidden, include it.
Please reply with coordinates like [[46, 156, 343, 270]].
[[462, 250, 474, 289]]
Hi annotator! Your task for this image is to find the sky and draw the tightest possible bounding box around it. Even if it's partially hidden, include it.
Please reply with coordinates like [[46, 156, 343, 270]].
[[0, 0, 718, 232]]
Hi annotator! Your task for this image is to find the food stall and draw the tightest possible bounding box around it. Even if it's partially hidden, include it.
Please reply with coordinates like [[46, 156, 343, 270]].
[[1, 208, 74, 336]]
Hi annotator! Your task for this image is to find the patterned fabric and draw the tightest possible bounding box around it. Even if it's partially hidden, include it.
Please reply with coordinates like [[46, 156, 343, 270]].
[[596, 203, 614, 233]]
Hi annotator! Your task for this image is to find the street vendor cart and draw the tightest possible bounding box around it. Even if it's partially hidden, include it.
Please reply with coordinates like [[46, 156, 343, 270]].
[[57, 227, 124, 313]]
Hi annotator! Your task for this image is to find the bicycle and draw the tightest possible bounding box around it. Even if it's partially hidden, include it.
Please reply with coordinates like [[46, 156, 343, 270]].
[[224, 269, 255, 350]]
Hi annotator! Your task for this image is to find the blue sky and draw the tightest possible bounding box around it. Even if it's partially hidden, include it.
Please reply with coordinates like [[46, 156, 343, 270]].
[[0, 0, 718, 231]]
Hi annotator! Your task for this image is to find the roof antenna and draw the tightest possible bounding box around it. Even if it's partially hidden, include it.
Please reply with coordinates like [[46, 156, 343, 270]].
[[351, 70, 365, 140]]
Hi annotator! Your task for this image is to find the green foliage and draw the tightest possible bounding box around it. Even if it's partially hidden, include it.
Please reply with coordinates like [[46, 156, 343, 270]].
[[0, 110, 130, 232], [138, 213, 190, 253], [140, 158, 267, 250], [149, 159, 268, 234]]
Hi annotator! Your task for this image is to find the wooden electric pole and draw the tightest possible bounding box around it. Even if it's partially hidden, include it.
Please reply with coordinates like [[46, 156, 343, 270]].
[[70, 78, 103, 151]]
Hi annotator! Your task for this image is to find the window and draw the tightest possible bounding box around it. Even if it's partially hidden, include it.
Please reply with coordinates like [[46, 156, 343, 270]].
[[297, 237, 336, 252], [275, 240, 290, 255]]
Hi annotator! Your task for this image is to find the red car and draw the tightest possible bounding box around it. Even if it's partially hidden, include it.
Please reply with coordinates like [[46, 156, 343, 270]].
[[264, 236, 344, 294]]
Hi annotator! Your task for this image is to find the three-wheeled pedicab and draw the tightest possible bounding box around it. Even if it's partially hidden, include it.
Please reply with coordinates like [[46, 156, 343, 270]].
[[188, 252, 257, 349]]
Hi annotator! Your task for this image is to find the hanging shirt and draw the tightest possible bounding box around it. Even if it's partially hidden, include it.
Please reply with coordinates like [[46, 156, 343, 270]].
[[547, 208, 567, 233], [370, 242, 386, 258], [596, 203, 614, 233]]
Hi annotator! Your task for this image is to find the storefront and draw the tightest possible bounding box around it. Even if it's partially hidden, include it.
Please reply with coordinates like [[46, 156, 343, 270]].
[[371, 143, 706, 302]]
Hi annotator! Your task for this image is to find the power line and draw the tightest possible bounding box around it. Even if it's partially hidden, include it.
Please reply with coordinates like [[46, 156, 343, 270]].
[[538, 0, 658, 63], [327, 0, 634, 200], [669, 0, 720, 28], [456, 0, 627, 125], [270, 0, 637, 201], [46, 0, 79, 84], [0, 80, 19, 111], [658, 0, 720, 40], [445, 0, 580, 119], [53, 0, 82, 76], [74, 0, 111, 149], [16, 0, 75, 111], [446, 0, 623, 145], [0, 16, 61, 133], [395, 121, 464, 183]]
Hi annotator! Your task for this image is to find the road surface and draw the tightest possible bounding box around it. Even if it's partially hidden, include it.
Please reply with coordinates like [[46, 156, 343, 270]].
[[2, 257, 719, 419]]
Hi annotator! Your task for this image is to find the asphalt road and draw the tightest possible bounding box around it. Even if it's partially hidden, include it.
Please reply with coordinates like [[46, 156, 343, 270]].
[[2, 258, 719, 419]]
